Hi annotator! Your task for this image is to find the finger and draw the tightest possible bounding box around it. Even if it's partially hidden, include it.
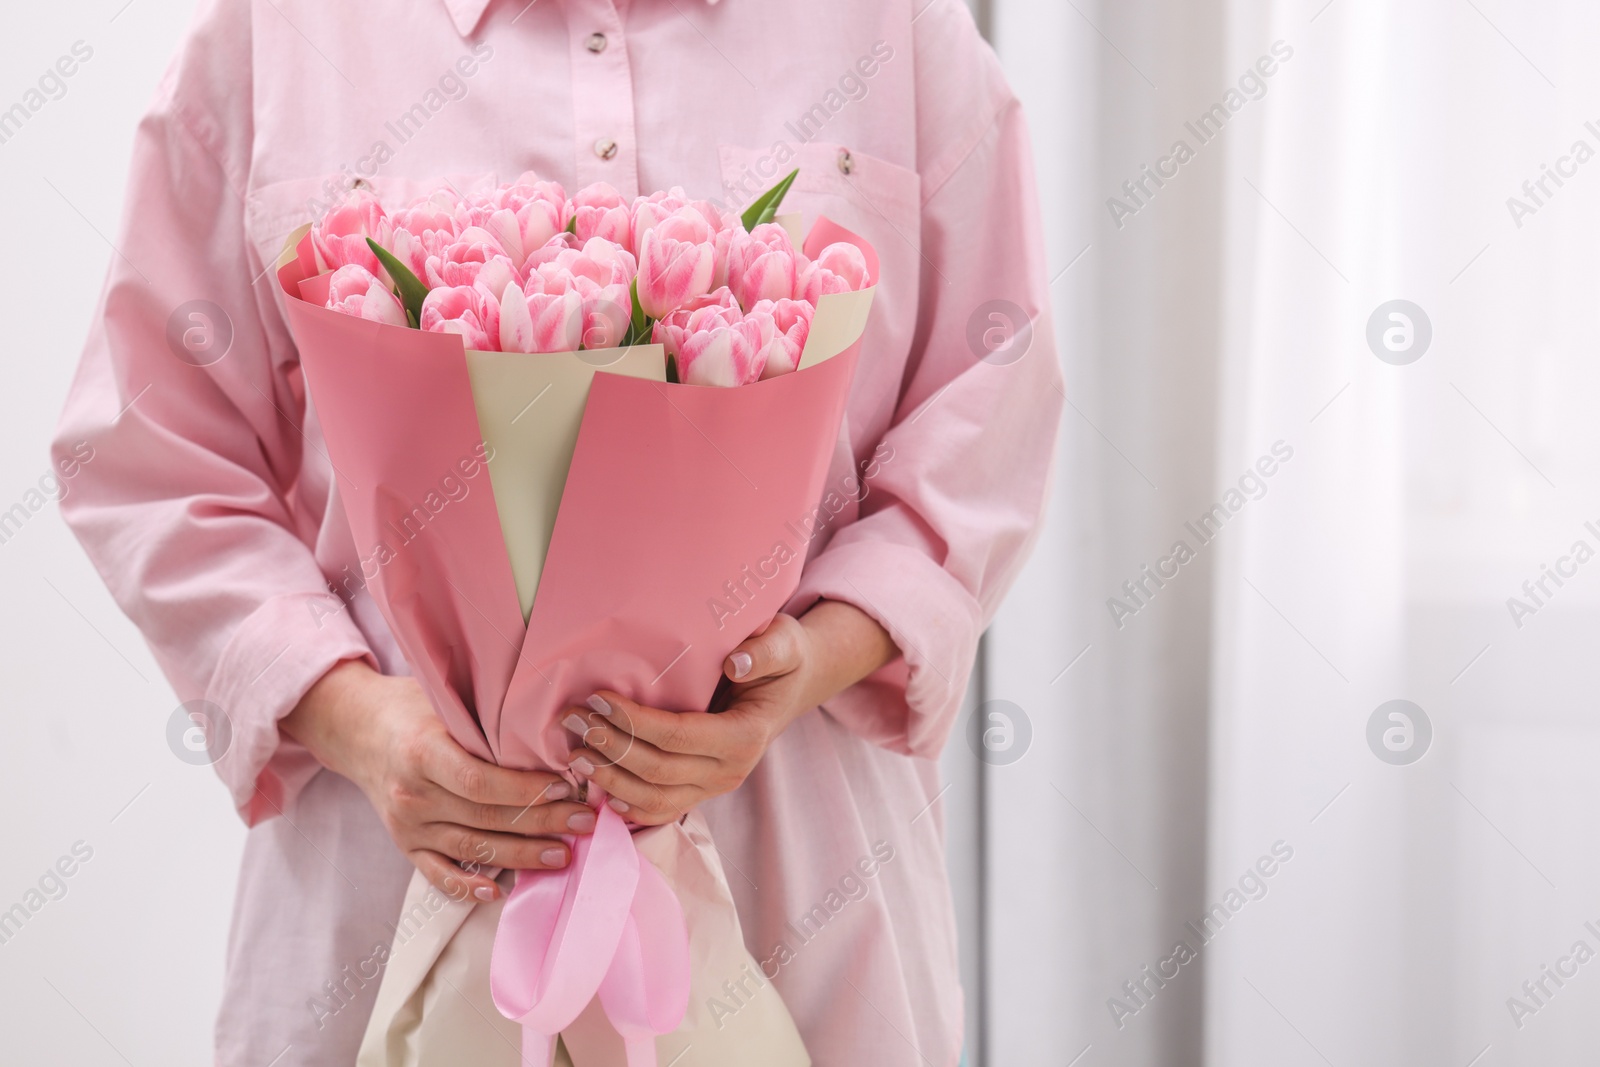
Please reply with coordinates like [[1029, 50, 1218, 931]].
[[584, 691, 755, 759], [561, 709, 717, 787], [425, 785, 599, 837], [421, 740, 575, 808], [724, 613, 805, 683], [410, 848, 502, 903], [424, 824, 572, 872], [571, 755, 695, 827]]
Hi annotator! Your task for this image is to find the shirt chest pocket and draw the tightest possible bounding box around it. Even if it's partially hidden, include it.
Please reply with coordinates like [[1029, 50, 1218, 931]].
[[718, 140, 921, 372]]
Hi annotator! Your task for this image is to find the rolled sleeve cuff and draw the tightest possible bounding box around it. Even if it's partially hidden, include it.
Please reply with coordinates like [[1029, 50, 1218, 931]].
[[205, 591, 375, 826], [785, 538, 981, 758]]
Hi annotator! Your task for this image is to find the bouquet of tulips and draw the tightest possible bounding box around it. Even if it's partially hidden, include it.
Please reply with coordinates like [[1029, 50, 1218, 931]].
[[274, 173, 878, 1067], [314, 172, 869, 386]]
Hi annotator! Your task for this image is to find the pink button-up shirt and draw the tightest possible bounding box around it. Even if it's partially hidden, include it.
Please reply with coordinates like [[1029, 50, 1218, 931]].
[[52, 0, 1062, 1063]]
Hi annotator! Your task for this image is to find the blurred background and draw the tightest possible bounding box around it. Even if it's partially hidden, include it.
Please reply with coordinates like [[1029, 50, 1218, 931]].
[[4, 0, 1600, 1064]]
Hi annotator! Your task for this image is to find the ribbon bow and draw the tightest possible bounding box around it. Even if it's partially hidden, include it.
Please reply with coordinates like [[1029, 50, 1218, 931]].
[[490, 786, 691, 1067]]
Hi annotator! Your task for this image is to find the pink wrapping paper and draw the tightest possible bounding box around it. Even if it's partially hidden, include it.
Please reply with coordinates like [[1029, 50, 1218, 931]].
[[277, 219, 876, 1064]]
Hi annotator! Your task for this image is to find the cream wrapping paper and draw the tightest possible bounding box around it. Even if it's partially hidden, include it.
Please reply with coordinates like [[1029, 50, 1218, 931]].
[[357, 815, 810, 1067]]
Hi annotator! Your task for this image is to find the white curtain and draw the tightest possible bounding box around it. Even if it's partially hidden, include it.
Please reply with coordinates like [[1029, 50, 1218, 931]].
[[955, 0, 1600, 1063]]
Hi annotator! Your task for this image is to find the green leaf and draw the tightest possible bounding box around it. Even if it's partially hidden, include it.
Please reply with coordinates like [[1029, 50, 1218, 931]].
[[366, 238, 429, 329], [666, 354, 680, 385], [565, 216, 578, 235], [739, 168, 799, 231], [625, 277, 650, 346]]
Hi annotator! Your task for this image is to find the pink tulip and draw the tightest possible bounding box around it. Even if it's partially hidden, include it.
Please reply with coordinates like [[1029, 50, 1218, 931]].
[[572, 183, 633, 248], [453, 176, 566, 234], [686, 199, 738, 236], [420, 285, 500, 351], [728, 224, 800, 311], [384, 192, 463, 279], [425, 227, 519, 291], [385, 227, 448, 282], [795, 242, 871, 303], [636, 216, 717, 320], [521, 232, 582, 275], [674, 287, 742, 316], [483, 181, 571, 269], [311, 189, 391, 274], [492, 175, 569, 216], [521, 247, 635, 351], [653, 299, 767, 387], [390, 194, 461, 248], [813, 242, 871, 288], [580, 282, 633, 349], [528, 237, 637, 292], [630, 188, 692, 249], [526, 291, 585, 354], [681, 201, 737, 287], [747, 298, 814, 379], [325, 264, 408, 327], [678, 320, 766, 387], [652, 300, 722, 362], [391, 192, 461, 239], [500, 285, 585, 354]]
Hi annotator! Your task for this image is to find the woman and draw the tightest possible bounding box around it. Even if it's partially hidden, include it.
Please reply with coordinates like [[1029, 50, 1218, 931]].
[[53, 0, 1061, 1063]]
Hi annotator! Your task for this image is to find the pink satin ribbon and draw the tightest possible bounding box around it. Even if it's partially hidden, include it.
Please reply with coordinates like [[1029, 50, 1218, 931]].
[[490, 787, 691, 1067]]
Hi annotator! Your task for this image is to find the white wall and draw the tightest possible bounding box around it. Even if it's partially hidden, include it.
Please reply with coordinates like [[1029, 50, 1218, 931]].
[[0, 2, 240, 1064]]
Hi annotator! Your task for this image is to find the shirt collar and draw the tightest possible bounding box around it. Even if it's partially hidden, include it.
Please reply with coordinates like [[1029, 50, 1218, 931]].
[[446, 0, 720, 38]]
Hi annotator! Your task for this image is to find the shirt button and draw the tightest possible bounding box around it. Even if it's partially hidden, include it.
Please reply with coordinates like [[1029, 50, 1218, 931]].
[[837, 148, 855, 176], [586, 33, 608, 53], [595, 138, 619, 161]]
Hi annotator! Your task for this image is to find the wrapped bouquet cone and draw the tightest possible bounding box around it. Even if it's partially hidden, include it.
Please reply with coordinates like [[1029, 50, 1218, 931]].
[[276, 209, 878, 1066]]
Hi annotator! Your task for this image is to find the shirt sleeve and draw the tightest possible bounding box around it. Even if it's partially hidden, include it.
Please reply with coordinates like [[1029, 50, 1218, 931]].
[[51, 0, 375, 825], [785, 0, 1064, 760]]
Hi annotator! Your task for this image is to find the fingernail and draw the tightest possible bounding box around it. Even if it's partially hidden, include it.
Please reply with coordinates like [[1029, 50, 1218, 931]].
[[729, 651, 752, 679], [567, 810, 596, 832], [587, 694, 613, 718], [572, 756, 596, 776], [474, 885, 497, 902], [608, 798, 630, 814], [545, 781, 571, 801], [563, 714, 589, 736], [541, 847, 567, 867]]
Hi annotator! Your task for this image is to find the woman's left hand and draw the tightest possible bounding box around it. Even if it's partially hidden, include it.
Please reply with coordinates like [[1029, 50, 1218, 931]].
[[562, 600, 895, 825]]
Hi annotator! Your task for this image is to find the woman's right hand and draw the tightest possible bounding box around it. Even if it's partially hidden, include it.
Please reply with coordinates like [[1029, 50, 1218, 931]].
[[281, 659, 594, 902]]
